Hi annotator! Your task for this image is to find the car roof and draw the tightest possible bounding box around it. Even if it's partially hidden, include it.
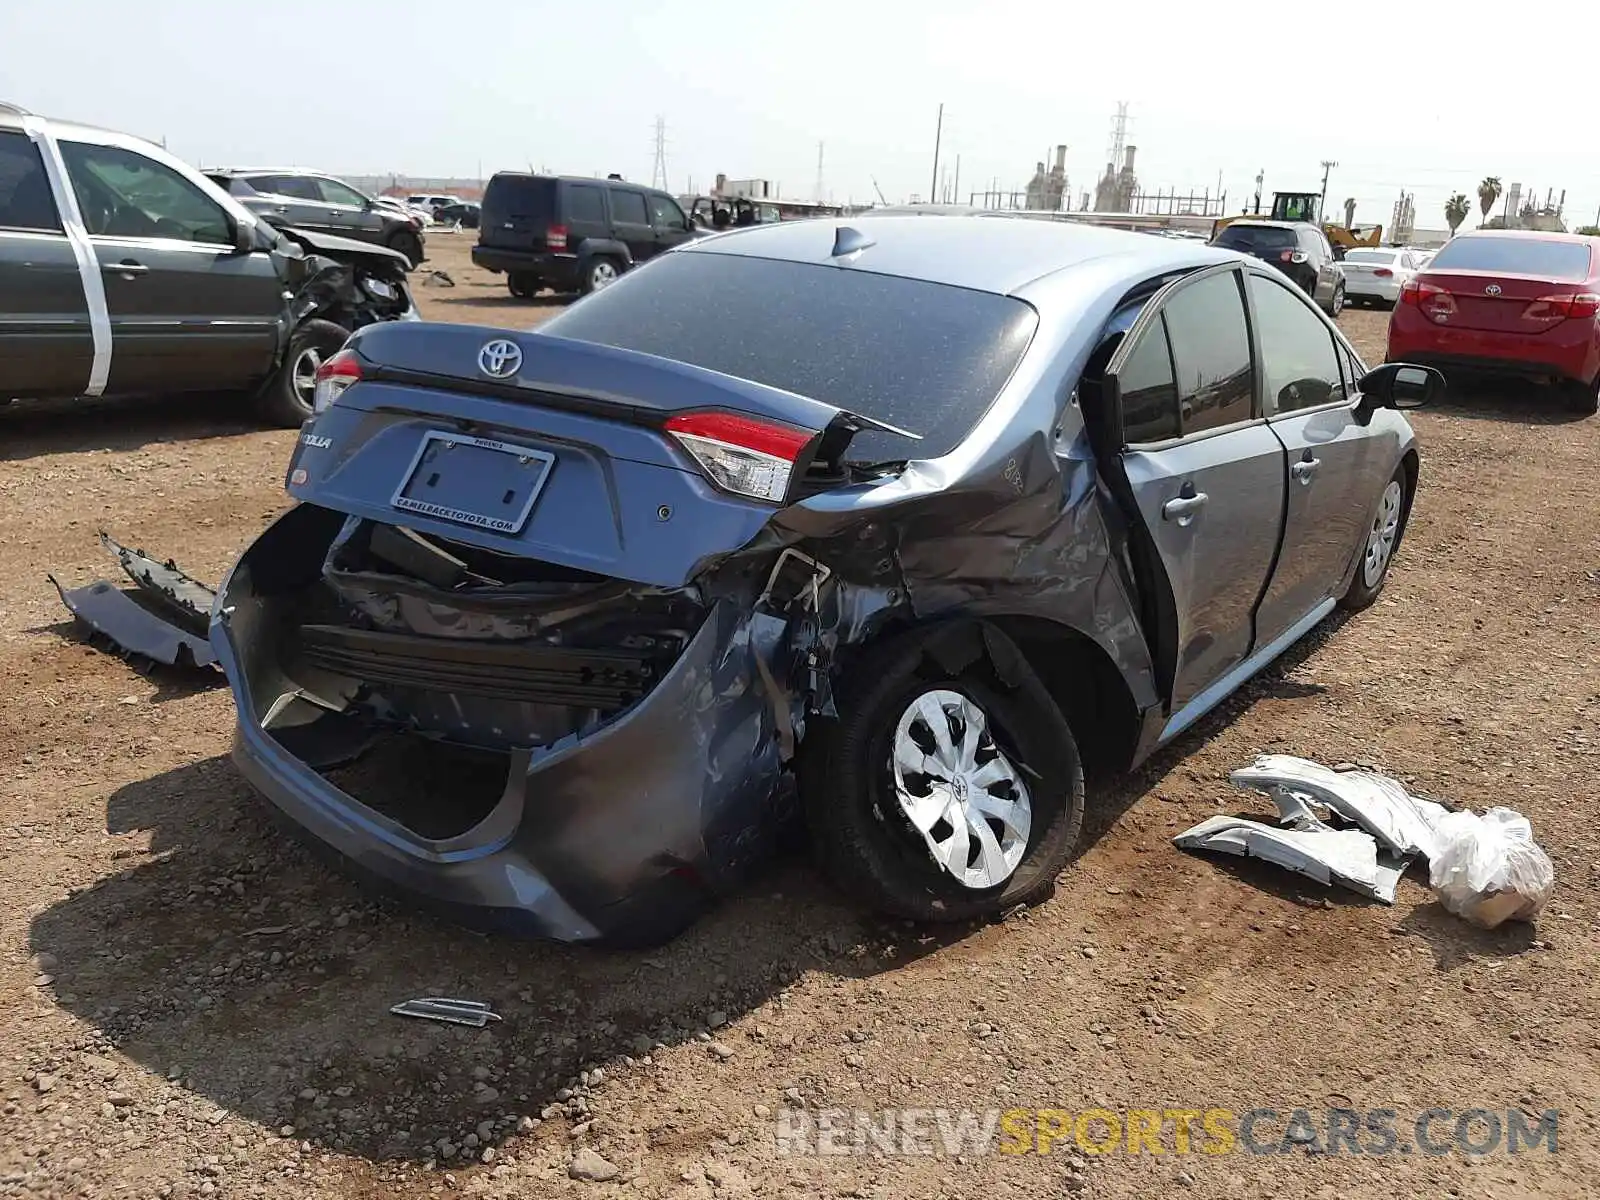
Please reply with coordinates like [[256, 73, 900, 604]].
[[487, 171, 672, 195], [682, 214, 1238, 297], [1446, 228, 1599, 245]]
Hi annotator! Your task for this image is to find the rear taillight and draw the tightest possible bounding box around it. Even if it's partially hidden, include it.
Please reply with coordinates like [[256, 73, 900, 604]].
[[1525, 292, 1600, 320], [1401, 280, 1455, 321], [1278, 250, 1310, 264], [311, 348, 361, 414], [547, 224, 569, 251], [664, 411, 814, 503], [1373, 268, 1394, 278]]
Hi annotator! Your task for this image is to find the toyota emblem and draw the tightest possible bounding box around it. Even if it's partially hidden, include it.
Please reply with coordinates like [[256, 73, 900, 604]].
[[1484, 284, 1502, 296], [478, 339, 522, 379]]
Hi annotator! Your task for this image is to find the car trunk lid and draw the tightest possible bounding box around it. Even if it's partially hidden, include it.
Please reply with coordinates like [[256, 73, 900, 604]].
[[1411, 269, 1597, 334], [287, 322, 894, 590]]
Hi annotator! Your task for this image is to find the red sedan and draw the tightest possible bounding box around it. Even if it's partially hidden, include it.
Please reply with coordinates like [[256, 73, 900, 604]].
[[1387, 230, 1600, 414]]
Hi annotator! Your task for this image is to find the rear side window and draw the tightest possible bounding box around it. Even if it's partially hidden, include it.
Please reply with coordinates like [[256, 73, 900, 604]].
[[0, 131, 61, 232], [565, 185, 605, 224], [610, 190, 648, 224], [481, 175, 556, 222], [1215, 225, 1296, 254], [542, 251, 1038, 463], [1426, 236, 1592, 281], [1118, 316, 1182, 444], [1162, 271, 1254, 433]]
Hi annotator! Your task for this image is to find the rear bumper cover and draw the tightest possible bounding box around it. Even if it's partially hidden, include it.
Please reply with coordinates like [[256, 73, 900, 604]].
[[470, 245, 581, 286], [212, 505, 786, 943], [1389, 308, 1600, 384]]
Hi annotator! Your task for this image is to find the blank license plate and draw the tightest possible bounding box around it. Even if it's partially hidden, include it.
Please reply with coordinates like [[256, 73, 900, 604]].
[[391, 431, 554, 534]]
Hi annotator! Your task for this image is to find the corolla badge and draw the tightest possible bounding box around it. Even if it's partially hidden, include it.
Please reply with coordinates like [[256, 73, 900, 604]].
[[478, 338, 522, 379], [1484, 284, 1502, 296]]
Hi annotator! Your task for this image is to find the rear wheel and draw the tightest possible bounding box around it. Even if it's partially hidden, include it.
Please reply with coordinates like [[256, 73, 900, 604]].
[[1340, 467, 1409, 611], [802, 625, 1085, 923], [1563, 374, 1600, 416], [386, 230, 424, 269], [581, 256, 621, 295], [508, 272, 540, 299], [1326, 281, 1345, 317], [258, 319, 348, 428]]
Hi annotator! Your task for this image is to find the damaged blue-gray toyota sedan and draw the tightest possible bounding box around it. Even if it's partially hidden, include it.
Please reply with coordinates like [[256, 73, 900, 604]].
[[210, 215, 1438, 945]]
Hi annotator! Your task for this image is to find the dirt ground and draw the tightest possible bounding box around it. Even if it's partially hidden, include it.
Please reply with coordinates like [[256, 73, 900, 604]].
[[2, 232, 1596, 1200]]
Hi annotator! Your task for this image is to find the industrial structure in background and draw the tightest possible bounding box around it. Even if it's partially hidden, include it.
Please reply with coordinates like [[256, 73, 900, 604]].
[[1024, 145, 1069, 211], [1485, 183, 1568, 232], [1390, 192, 1416, 244]]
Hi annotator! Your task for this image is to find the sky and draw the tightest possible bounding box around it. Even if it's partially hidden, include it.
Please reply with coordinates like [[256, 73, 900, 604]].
[[4, 0, 1598, 233]]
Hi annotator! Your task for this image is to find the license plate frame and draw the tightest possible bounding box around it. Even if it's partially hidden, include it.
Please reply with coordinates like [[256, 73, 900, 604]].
[[390, 431, 555, 535]]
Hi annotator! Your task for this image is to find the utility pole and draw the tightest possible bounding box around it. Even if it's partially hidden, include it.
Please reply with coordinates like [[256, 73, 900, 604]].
[[952, 155, 960, 208], [814, 142, 825, 203], [929, 103, 944, 204], [1253, 169, 1264, 214], [1318, 159, 1338, 223]]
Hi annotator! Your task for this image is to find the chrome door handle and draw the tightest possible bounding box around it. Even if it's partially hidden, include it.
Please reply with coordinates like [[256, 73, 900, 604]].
[[102, 260, 148, 276], [1162, 492, 1208, 523], [1291, 457, 1322, 481]]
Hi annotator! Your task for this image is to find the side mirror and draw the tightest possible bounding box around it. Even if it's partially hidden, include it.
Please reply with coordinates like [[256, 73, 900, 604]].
[[231, 216, 255, 255], [1354, 361, 1443, 424]]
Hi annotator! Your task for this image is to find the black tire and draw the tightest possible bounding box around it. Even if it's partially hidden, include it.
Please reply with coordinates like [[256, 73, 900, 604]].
[[801, 623, 1085, 924], [1563, 374, 1600, 416], [258, 319, 349, 428], [507, 272, 540, 299], [580, 256, 622, 295], [1340, 465, 1411, 612], [386, 230, 424, 269], [1326, 281, 1345, 317]]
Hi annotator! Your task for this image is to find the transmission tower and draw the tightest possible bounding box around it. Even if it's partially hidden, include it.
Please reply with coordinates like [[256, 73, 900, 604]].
[[1105, 101, 1129, 169], [650, 116, 669, 191], [814, 141, 825, 203]]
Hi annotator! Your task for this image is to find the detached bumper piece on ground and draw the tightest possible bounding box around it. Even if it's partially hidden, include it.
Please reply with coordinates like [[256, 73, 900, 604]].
[[52, 533, 219, 670], [1178, 754, 1555, 926]]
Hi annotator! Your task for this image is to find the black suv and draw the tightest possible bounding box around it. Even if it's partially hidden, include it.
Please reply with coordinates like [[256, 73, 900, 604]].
[[473, 174, 701, 298], [207, 169, 426, 268], [1210, 220, 1346, 316], [0, 103, 418, 425]]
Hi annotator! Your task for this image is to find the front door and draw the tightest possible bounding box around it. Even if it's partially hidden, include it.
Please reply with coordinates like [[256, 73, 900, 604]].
[[0, 128, 95, 398], [1247, 272, 1389, 643], [57, 139, 281, 394], [648, 192, 695, 254], [314, 176, 385, 245], [606, 188, 656, 264], [1111, 267, 1288, 714]]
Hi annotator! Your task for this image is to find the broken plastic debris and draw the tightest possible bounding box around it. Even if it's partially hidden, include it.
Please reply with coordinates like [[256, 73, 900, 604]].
[[1230, 755, 1441, 858], [390, 997, 503, 1027], [1428, 807, 1555, 929], [1173, 814, 1404, 903]]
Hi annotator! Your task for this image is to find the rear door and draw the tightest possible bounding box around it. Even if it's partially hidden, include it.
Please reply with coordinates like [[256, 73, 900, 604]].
[[1109, 266, 1288, 719], [563, 182, 611, 255], [606, 187, 655, 263], [0, 128, 94, 397], [314, 176, 384, 244], [58, 138, 281, 394], [1246, 271, 1385, 643]]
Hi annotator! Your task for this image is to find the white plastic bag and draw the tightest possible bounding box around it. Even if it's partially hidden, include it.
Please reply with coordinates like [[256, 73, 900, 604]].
[[1427, 807, 1555, 928]]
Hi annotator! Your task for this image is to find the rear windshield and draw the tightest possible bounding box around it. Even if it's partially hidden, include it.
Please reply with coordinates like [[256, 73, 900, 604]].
[[1214, 225, 1298, 252], [541, 251, 1038, 462], [1344, 249, 1397, 264], [1427, 237, 1592, 280], [481, 175, 556, 222]]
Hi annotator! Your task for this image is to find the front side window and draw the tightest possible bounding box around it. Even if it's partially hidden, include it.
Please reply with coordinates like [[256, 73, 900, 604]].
[[0, 130, 61, 232], [59, 141, 232, 245], [1161, 270, 1254, 433], [1248, 274, 1344, 414], [648, 193, 685, 228]]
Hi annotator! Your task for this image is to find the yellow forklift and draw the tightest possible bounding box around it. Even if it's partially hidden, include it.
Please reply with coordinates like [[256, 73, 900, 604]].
[[1213, 191, 1382, 255]]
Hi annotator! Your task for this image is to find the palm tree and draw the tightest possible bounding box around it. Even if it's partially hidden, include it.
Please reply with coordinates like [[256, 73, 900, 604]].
[[1445, 193, 1471, 237], [1477, 177, 1502, 227]]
